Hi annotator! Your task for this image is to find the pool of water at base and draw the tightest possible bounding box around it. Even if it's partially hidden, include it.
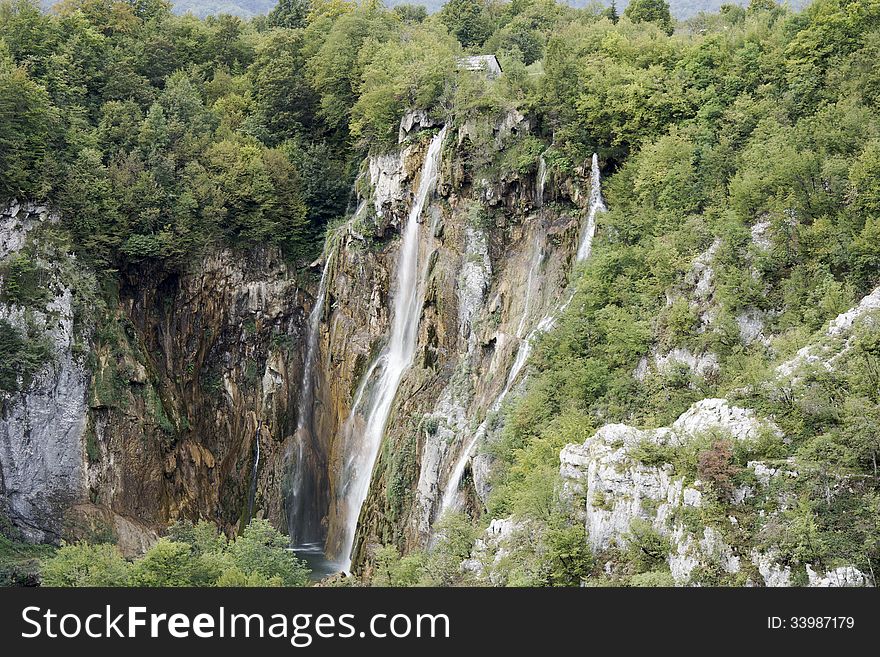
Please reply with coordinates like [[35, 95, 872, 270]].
[[291, 543, 345, 582]]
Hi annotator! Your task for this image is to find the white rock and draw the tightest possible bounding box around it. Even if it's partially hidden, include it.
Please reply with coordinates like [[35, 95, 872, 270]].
[[558, 399, 783, 585], [750, 220, 772, 251], [672, 398, 778, 442], [1, 207, 88, 542], [752, 550, 792, 587], [807, 565, 871, 587]]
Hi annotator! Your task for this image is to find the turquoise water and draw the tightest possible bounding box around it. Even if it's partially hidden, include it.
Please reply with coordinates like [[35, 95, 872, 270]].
[[292, 543, 344, 582]]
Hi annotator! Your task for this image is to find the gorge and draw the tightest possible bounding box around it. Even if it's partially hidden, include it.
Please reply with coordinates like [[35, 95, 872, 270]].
[[3, 0, 880, 588]]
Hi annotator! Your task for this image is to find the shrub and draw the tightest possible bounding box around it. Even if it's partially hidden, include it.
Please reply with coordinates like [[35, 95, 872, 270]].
[[630, 570, 676, 587], [625, 519, 671, 573], [697, 439, 739, 501], [0, 319, 53, 392], [41, 543, 131, 587], [130, 538, 194, 586], [228, 519, 310, 587]]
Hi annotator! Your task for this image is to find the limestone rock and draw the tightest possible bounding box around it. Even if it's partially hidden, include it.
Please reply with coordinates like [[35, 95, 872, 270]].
[[807, 565, 870, 587], [1, 205, 89, 542]]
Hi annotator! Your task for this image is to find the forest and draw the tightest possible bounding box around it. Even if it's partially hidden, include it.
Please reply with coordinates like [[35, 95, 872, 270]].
[[2, 0, 880, 587]]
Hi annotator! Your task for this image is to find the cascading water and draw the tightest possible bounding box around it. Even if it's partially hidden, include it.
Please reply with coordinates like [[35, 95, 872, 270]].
[[330, 127, 448, 571], [246, 421, 261, 523], [287, 241, 338, 550], [536, 156, 548, 208], [576, 153, 606, 262], [439, 235, 545, 514], [439, 153, 606, 515]]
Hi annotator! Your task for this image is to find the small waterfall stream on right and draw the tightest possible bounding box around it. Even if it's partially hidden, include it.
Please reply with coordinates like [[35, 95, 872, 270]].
[[438, 153, 607, 516]]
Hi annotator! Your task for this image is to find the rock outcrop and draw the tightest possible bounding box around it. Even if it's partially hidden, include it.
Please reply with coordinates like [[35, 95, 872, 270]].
[[1, 203, 89, 542], [555, 396, 870, 586], [1, 201, 314, 548]]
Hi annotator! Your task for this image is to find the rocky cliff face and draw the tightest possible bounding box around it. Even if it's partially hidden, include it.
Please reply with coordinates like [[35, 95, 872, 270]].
[[305, 112, 598, 566], [2, 107, 876, 586], [1, 201, 317, 553], [464, 273, 880, 586], [0, 203, 89, 544]]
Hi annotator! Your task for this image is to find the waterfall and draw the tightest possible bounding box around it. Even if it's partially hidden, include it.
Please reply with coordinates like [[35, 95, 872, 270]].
[[576, 153, 606, 262], [246, 421, 261, 524], [439, 315, 555, 514], [287, 242, 337, 547], [536, 156, 548, 208], [439, 236, 545, 514], [439, 153, 606, 515], [331, 127, 448, 571]]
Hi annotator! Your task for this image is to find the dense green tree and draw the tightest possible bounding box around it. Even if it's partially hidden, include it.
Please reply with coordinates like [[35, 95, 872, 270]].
[[0, 49, 57, 198], [440, 0, 493, 49], [604, 0, 619, 24], [351, 22, 457, 146], [268, 0, 311, 29], [393, 3, 427, 24], [130, 538, 194, 586], [228, 519, 310, 586], [624, 0, 674, 35], [306, 7, 394, 138]]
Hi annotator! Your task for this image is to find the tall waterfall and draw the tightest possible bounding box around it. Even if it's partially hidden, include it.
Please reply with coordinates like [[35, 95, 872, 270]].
[[332, 127, 448, 571], [287, 243, 338, 547], [439, 153, 605, 515], [576, 153, 606, 262]]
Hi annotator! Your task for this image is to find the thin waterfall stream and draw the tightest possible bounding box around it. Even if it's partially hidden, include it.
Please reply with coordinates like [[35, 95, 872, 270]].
[[287, 240, 338, 554], [438, 153, 606, 516], [246, 420, 261, 524]]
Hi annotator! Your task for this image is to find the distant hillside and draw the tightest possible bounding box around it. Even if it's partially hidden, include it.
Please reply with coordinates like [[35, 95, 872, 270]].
[[171, 0, 276, 18], [137, 0, 796, 21]]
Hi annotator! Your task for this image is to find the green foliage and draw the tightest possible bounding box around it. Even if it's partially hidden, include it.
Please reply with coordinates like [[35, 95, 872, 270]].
[[422, 512, 477, 586], [0, 318, 53, 392], [0, 515, 55, 586], [440, 0, 493, 49], [228, 518, 310, 586], [42, 518, 310, 587], [0, 45, 57, 198], [0, 252, 51, 307], [629, 569, 676, 586], [542, 521, 594, 586], [130, 538, 194, 586], [371, 544, 426, 586], [625, 519, 671, 573], [268, 0, 310, 29], [624, 0, 675, 35], [41, 542, 131, 586], [351, 24, 458, 148]]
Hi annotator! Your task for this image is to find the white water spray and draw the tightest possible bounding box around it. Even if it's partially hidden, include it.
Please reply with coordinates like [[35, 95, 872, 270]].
[[536, 156, 548, 208], [246, 421, 261, 523], [334, 128, 448, 571], [440, 235, 546, 513]]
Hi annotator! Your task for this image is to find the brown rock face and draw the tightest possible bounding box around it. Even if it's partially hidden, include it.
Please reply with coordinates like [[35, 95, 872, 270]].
[[82, 245, 311, 542], [302, 115, 597, 570]]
